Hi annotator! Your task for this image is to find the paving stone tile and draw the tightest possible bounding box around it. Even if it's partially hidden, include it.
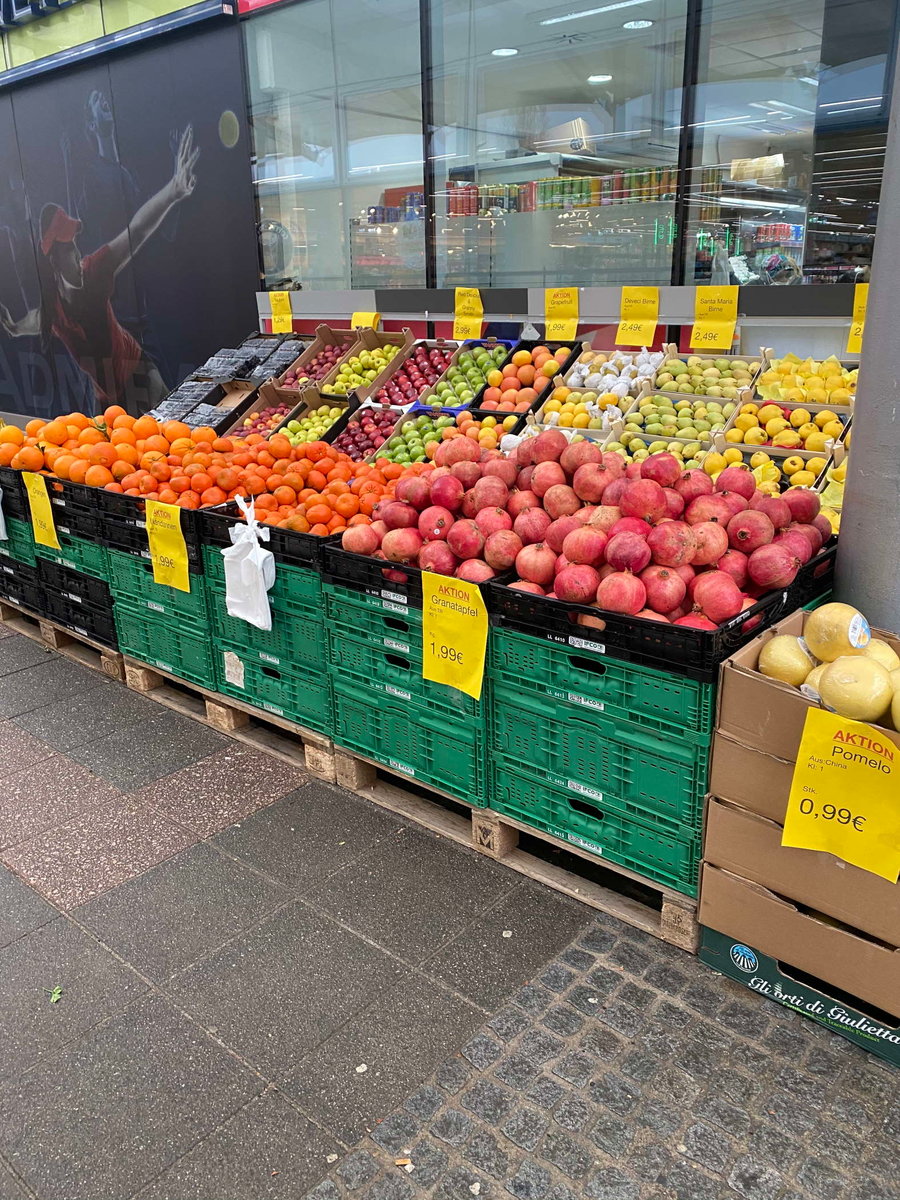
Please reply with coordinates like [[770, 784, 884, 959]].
[[425, 885, 591, 1009], [461, 1079, 514, 1123], [0, 720, 55, 777], [0, 865, 55, 948], [678, 1121, 732, 1175], [362, 1174, 415, 1200], [745, 1124, 799, 1173], [337, 1151, 379, 1191], [523, 1077, 564, 1110], [559, 948, 594, 972], [578, 926, 616, 954], [462, 1032, 502, 1070], [0, 755, 121, 850], [0, 635, 54, 676], [135, 1090, 341, 1200], [636, 1100, 681, 1137], [67, 709, 228, 791], [727, 1156, 784, 1200], [501, 1107, 549, 1151], [495, 1055, 541, 1090], [371, 1113, 422, 1156], [583, 1166, 640, 1200], [539, 1129, 593, 1179], [542, 1006, 584, 1038], [2, 800, 196, 909], [434, 1058, 471, 1095], [0, 917, 147, 1081], [465, 1130, 510, 1180], [212, 783, 403, 892], [0, 657, 106, 719], [0, 994, 261, 1200], [434, 1164, 494, 1200], [406, 1140, 448, 1188], [588, 1071, 640, 1116], [505, 1160, 550, 1200], [131, 743, 306, 837], [306, 1178, 341, 1200], [404, 1085, 443, 1121], [489, 1008, 530, 1042], [628, 1143, 673, 1182], [795, 1156, 845, 1200], [11, 685, 155, 754], [74, 841, 290, 980], [431, 1109, 474, 1147], [166, 901, 405, 1082], [660, 1161, 726, 1200], [315, 824, 514, 963], [695, 1095, 752, 1139], [588, 1114, 633, 1157]]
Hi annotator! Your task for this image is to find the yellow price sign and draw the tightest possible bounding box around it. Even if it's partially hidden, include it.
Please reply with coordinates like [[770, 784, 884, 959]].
[[269, 290, 293, 334], [351, 311, 381, 330], [782, 708, 900, 882], [145, 500, 191, 594], [616, 286, 659, 347], [845, 283, 868, 355], [453, 287, 484, 341], [545, 286, 579, 341], [421, 571, 488, 701], [690, 285, 738, 352], [22, 472, 59, 549]]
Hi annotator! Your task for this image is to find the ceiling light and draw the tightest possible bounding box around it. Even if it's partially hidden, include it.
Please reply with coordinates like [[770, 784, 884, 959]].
[[491, 47, 518, 56], [623, 18, 652, 27], [541, 0, 651, 27], [587, 74, 612, 83]]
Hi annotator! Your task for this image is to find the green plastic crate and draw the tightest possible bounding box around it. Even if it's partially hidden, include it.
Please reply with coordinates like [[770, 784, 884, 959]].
[[114, 600, 216, 688], [330, 631, 479, 721], [0, 517, 36, 566], [107, 549, 210, 624], [35, 531, 108, 580], [203, 544, 321, 612], [332, 677, 483, 804], [803, 591, 833, 612], [208, 588, 326, 671], [490, 626, 714, 743], [213, 640, 331, 734], [324, 582, 421, 657], [489, 681, 708, 832], [490, 762, 700, 896]]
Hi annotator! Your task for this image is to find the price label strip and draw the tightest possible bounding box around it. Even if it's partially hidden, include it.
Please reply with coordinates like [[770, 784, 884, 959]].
[[453, 288, 484, 341], [269, 290, 293, 334], [845, 282, 868, 355], [545, 286, 579, 341], [421, 570, 488, 701], [145, 500, 191, 594], [781, 707, 900, 882], [22, 471, 60, 549], [690, 285, 739, 352], [351, 311, 381, 330], [616, 286, 659, 347]]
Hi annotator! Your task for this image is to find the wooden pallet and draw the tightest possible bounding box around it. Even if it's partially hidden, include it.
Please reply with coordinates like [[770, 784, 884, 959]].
[[122, 657, 334, 779], [0, 597, 124, 682], [329, 748, 699, 953]]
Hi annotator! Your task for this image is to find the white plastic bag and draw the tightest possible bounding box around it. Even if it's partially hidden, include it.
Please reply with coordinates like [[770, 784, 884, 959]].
[[221, 495, 276, 631]]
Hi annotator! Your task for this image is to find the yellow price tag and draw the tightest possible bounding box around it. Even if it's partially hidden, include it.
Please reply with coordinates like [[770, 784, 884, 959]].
[[845, 283, 868, 355], [421, 571, 488, 701], [453, 288, 484, 341], [544, 286, 579, 341], [22, 472, 59, 549], [782, 708, 900, 882], [616, 286, 659, 347], [270, 290, 293, 334], [691, 285, 738, 352], [145, 500, 191, 594], [351, 311, 381, 330]]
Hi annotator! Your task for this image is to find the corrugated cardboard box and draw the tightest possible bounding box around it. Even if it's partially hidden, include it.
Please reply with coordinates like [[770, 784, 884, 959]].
[[709, 733, 793, 822], [704, 797, 900, 946], [699, 863, 900, 1018]]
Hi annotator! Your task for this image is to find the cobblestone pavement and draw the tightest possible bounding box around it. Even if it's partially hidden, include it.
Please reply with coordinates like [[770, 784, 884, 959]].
[[306, 915, 899, 1200]]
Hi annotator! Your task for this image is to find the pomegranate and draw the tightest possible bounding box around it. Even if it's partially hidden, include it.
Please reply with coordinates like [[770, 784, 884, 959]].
[[574, 506, 599, 525], [603, 477, 628, 507], [674, 563, 696, 586], [609, 516, 650, 539], [739, 596, 762, 632], [716, 548, 750, 589], [587, 506, 621, 534], [674, 469, 714, 503], [787, 522, 823, 554], [461, 491, 480, 520], [475, 507, 512, 537], [447, 520, 484, 560], [606, 532, 652, 573], [640, 564, 686, 614], [602, 451, 626, 478], [484, 530, 523, 570], [773, 530, 813, 565], [640, 452, 682, 488], [517, 466, 535, 491], [647, 521, 696, 567], [813, 513, 833, 544], [395, 475, 432, 510], [691, 521, 729, 565], [596, 571, 646, 615], [693, 572, 743, 623], [562, 527, 608, 566], [450, 460, 482, 489], [471, 476, 510, 510], [380, 501, 419, 530], [369, 520, 387, 544], [748, 492, 790, 530], [531, 429, 568, 463], [572, 464, 614, 503], [382, 528, 423, 563], [514, 439, 536, 467], [597, 563, 615, 582], [560, 441, 602, 475], [514, 507, 552, 545], [685, 494, 733, 526], [509, 580, 544, 594], [619, 479, 667, 523], [555, 564, 602, 604], [625, 460, 643, 479], [418, 506, 456, 543], [516, 543, 557, 585], [717, 490, 749, 518], [554, 554, 571, 575], [663, 489, 685, 519], [782, 487, 820, 524], [507, 490, 540, 518], [727, 510, 775, 553], [443, 437, 481, 465], [543, 484, 581, 519], [546, 515, 582, 552], [714, 465, 755, 499], [429, 474, 465, 513], [341, 525, 380, 556], [635, 608, 671, 623], [531, 461, 567, 497], [675, 613, 717, 630], [419, 541, 458, 575], [456, 559, 496, 583], [748, 543, 800, 589], [482, 459, 517, 487]]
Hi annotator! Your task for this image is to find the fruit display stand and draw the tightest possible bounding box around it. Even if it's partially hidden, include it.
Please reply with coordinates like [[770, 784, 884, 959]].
[[649, 345, 768, 400]]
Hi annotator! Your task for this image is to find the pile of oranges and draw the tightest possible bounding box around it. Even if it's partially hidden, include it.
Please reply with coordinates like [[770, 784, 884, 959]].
[[0, 405, 404, 536]]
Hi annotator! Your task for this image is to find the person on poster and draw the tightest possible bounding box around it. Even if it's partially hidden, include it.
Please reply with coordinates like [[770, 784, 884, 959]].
[[0, 127, 199, 413]]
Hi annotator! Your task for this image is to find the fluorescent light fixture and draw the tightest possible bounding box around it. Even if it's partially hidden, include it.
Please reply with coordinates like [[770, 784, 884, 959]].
[[540, 0, 651, 27], [819, 96, 882, 107], [587, 73, 612, 83], [798, 76, 819, 87], [491, 47, 518, 56], [623, 18, 652, 27], [824, 105, 881, 116]]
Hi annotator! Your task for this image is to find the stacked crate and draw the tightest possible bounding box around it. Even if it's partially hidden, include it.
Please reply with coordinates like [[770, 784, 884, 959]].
[[0, 467, 41, 611], [322, 546, 484, 803], [200, 510, 331, 735]]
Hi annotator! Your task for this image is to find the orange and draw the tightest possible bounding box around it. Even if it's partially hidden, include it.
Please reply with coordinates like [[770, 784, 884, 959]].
[[25, 419, 44, 438], [111, 460, 134, 482], [0, 446, 16, 467], [142, 435, 170, 455], [272, 486, 296, 507], [85, 465, 115, 488], [188, 472, 212, 494], [88, 443, 118, 468], [78, 427, 105, 446], [511, 350, 533, 367], [200, 486, 227, 507], [306, 503, 331, 526], [140, 450, 166, 471], [162, 421, 192, 443], [112, 414, 136, 430], [41, 420, 70, 446], [0, 426, 24, 447], [68, 460, 89, 484], [114, 444, 139, 467], [12, 446, 44, 471], [110, 428, 137, 447], [51, 453, 76, 480], [192, 426, 216, 445]]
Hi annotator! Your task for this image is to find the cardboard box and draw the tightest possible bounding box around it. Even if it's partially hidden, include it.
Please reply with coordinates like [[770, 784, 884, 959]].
[[699, 863, 900, 1019], [349, 328, 415, 401], [709, 732, 794, 822], [276, 325, 363, 393], [704, 798, 900, 945], [699, 926, 900, 1066]]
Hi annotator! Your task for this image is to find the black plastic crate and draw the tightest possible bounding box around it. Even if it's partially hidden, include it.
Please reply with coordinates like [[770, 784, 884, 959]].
[[43, 477, 102, 538], [0, 466, 27, 521], [95, 490, 203, 572], [486, 543, 836, 684], [36, 557, 114, 610], [323, 544, 426, 608], [200, 502, 339, 571], [42, 590, 118, 649], [0, 559, 39, 608]]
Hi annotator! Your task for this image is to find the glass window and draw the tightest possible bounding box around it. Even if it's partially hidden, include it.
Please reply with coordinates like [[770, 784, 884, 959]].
[[427, 0, 689, 288], [243, 0, 426, 291], [684, 0, 893, 286]]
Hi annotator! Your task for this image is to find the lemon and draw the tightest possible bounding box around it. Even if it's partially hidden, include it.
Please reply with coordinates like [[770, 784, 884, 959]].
[[724, 429, 745, 444], [573, 412, 590, 428], [558, 413, 574, 427], [782, 456, 806, 476], [544, 399, 562, 414], [789, 470, 816, 487], [723, 447, 743, 464]]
